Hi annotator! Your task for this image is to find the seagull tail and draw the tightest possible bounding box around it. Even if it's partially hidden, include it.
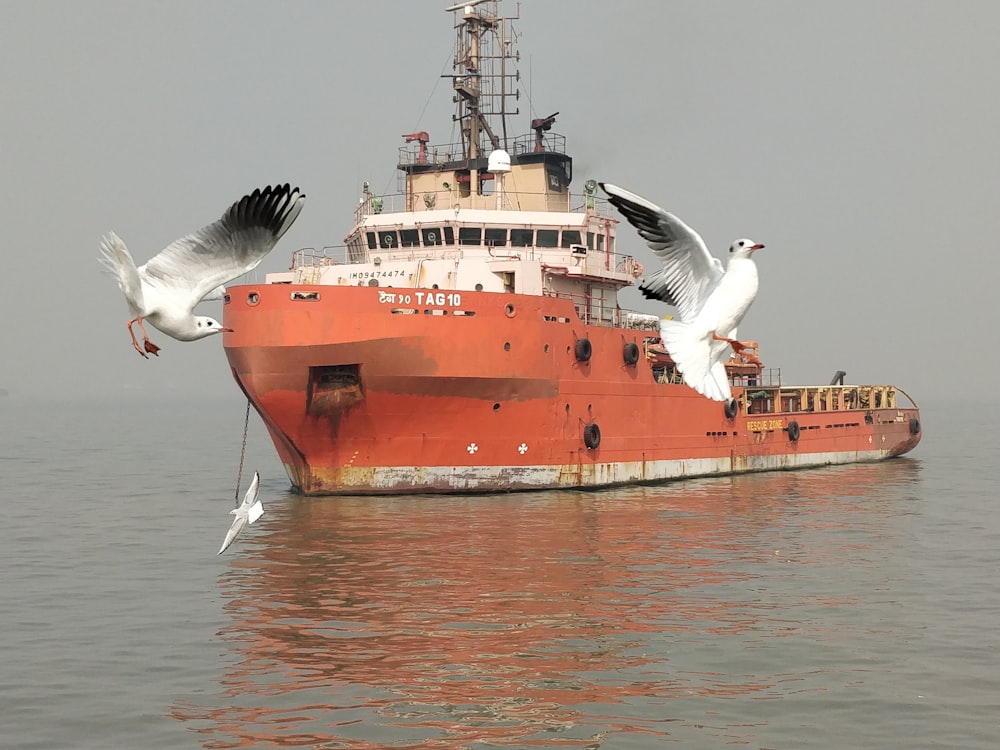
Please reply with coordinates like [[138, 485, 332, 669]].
[[659, 319, 732, 402], [98, 231, 136, 288]]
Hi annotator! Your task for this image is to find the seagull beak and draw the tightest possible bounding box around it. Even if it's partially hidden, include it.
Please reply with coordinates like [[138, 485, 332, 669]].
[[220, 327, 235, 333], [751, 243, 764, 251]]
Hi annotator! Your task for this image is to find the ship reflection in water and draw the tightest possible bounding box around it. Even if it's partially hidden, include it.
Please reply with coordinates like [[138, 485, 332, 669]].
[[173, 460, 921, 748]]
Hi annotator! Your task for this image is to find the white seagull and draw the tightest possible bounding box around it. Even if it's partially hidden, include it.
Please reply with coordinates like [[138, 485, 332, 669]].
[[601, 183, 764, 403], [100, 184, 305, 358], [218, 471, 265, 555]]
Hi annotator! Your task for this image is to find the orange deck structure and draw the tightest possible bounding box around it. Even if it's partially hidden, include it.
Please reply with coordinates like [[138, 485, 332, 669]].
[[222, 1, 919, 495]]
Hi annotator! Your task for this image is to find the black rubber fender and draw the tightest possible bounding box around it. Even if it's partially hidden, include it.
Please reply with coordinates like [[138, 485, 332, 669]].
[[623, 341, 640, 365], [575, 338, 593, 362], [787, 420, 801, 442], [724, 399, 738, 419], [583, 422, 601, 450], [910, 417, 920, 435]]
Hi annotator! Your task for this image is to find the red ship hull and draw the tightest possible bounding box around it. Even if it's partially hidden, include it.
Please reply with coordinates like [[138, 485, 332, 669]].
[[222, 285, 921, 495]]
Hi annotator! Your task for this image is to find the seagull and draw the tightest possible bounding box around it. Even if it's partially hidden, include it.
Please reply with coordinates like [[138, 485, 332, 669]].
[[218, 471, 264, 555], [601, 182, 764, 402], [100, 184, 305, 358]]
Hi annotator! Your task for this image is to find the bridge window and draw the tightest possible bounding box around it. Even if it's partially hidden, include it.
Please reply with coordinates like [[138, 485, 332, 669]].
[[485, 228, 507, 247], [400, 229, 420, 247], [459, 227, 482, 246], [378, 230, 398, 249], [422, 226, 455, 246], [366, 232, 377, 250], [536, 229, 558, 247], [587, 231, 595, 250], [511, 229, 533, 247], [561, 230, 582, 248]]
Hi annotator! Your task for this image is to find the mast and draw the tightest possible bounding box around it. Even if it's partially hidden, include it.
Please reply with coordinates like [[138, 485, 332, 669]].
[[447, 0, 519, 162], [394, 1, 570, 213]]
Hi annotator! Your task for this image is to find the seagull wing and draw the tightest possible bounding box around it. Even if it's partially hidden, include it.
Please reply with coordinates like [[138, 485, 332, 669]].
[[244, 472, 264, 524], [200, 284, 227, 302], [240, 472, 260, 510], [140, 184, 305, 310], [600, 183, 724, 322], [218, 512, 248, 555]]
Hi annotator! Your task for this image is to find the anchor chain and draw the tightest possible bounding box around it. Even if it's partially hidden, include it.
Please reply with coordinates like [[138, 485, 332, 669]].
[[234, 397, 251, 507]]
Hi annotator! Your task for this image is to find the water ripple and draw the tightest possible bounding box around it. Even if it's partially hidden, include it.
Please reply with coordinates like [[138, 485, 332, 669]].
[[164, 459, 993, 749]]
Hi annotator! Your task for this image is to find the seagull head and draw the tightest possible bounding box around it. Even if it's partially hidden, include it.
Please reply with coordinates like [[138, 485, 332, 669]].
[[190, 315, 234, 340], [729, 239, 764, 259]]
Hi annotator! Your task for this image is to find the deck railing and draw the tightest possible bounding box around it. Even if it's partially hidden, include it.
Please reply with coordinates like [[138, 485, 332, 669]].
[[396, 133, 569, 167], [354, 191, 617, 224], [739, 383, 915, 416]]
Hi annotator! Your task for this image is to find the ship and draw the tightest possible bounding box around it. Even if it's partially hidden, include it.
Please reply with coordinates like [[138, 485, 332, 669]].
[[222, 0, 921, 496]]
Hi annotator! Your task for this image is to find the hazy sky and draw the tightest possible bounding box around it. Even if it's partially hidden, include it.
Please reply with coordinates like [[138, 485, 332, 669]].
[[1, 0, 997, 404]]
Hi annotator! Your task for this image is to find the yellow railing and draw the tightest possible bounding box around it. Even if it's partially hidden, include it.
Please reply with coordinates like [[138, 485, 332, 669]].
[[740, 384, 915, 416]]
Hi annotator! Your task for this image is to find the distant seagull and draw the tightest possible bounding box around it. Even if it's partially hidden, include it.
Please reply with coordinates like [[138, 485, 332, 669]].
[[100, 184, 305, 358], [218, 471, 264, 555], [601, 183, 763, 402]]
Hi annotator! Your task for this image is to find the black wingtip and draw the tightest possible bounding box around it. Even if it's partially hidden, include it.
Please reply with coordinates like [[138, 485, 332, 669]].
[[222, 184, 306, 239]]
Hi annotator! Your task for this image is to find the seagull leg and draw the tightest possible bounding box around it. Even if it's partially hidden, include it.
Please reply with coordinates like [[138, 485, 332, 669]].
[[135, 319, 161, 357], [127, 319, 148, 359], [712, 332, 761, 365]]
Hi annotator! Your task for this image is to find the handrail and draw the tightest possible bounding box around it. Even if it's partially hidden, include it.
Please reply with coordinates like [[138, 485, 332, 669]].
[[354, 191, 617, 223], [397, 132, 569, 167], [737, 383, 908, 416]]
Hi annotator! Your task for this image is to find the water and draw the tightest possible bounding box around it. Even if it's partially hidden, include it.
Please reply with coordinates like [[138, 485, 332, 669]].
[[1, 396, 996, 749]]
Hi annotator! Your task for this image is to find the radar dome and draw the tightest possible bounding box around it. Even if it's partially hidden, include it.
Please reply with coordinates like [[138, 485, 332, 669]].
[[487, 149, 512, 174]]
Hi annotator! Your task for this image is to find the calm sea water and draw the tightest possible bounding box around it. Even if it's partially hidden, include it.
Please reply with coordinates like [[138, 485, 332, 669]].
[[0, 395, 996, 749]]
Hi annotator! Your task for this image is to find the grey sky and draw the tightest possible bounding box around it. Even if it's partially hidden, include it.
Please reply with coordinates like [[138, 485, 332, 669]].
[[1, 1, 996, 403]]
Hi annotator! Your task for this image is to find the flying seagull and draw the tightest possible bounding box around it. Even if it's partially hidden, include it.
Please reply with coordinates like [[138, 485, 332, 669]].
[[218, 471, 264, 555], [100, 184, 305, 358], [600, 182, 763, 403]]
